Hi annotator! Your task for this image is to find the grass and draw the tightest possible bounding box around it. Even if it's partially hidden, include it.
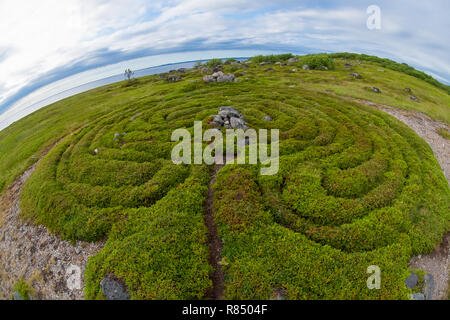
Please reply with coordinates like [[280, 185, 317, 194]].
[[12, 279, 35, 300], [437, 128, 450, 140], [0, 53, 449, 300]]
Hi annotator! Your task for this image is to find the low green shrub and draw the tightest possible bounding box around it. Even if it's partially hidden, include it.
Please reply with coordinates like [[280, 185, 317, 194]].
[[299, 54, 335, 70], [205, 58, 223, 68], [250, 54, 294, 64], [12, 279, 35, 300]]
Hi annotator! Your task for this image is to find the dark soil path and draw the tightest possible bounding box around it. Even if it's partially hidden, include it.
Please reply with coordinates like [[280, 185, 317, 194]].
[[204, 161, 225, 300]]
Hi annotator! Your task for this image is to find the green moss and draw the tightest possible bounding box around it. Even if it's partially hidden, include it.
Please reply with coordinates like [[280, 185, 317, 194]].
[[205, 58, 223, 68], [299, 54, 335, 70], [12, 279, 35, 300], [250, 54, 294, 64], [437, 128, 450, 140]]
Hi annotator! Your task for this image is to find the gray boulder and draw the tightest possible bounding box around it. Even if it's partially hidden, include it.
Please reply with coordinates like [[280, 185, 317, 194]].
[[211, 115, 224, 127], [230, 117, 248, 130], [219, 106, 241, 119], [202, 75, 215, 83], [203, 71, 235, 83], [166, 75, 182, 82], [100, 276, 130, 300], [344, 63, 353, 68], [287, 57, 299, 63], [212, 71, 224, 78], [423, 274, 434, 300], [410, 95, 419, 102], [349, 73, 362, 79], [410, 293, 425, 300], [259, 62, 271, 66], [216, 73, 235, 83], [302, 65, 310, 70], [372, 87, 381, 93], [405, 273, 418, 289], [264, 115, 272, 121]]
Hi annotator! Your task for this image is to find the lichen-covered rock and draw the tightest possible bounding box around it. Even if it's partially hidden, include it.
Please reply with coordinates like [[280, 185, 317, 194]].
[[100, 276, 130, 300], [216, 73, 235, 83], [405, 273, 418, 288], [410, 293, 425, 300], [219, 106, 241, 119], [349, 73, 362, 79], [410, 95, 419, 102], [211, 115, 224, 127], [203, 71, 235, 83], [230, 117, 248, 130], [423, 274, 435, 300]]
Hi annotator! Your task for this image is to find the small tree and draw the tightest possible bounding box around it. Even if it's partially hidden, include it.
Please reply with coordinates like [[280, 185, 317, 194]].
[[124, 68, 134, 81]]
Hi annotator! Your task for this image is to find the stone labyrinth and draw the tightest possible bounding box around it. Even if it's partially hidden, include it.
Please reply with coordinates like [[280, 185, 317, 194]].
[[20, 81, 449, 299]]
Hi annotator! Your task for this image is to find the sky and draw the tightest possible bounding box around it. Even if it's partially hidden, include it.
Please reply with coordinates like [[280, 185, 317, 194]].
[[0, 0, 449, 129]]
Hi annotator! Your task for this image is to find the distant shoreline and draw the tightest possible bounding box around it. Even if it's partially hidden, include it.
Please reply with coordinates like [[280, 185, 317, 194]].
[[0, 56, 249, 131]]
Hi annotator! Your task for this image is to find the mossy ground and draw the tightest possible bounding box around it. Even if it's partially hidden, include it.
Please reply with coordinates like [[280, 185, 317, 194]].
[[12, 279, 35, 300], [0, 53, 449, 299]]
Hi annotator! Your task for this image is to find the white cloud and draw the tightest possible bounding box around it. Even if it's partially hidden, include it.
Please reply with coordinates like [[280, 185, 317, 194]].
[[0, 0, 449, 125]]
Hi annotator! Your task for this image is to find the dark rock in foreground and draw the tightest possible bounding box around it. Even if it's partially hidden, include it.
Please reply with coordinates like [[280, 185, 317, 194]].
[[372, 87, 381, 93], [100, 275, 130, 300], [405, 273, 418, 288], [349, 73, 362, 79], [203, 71, 236, 83], [410, 292, 425, 300], [423, 274, 434, 300], [410, 95, 419, 102], [211, 106, 248, 130]]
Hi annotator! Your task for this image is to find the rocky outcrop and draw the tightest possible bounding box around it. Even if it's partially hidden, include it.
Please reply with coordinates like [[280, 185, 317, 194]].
[[203, 71, 236, 83], [349, 73, 362, 79], [166, 75, 182, 82], [0, 149, 104, 300], [410, 95, 419, 102], [406, 272, 435, 300], [210, 106, 248, 130]]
